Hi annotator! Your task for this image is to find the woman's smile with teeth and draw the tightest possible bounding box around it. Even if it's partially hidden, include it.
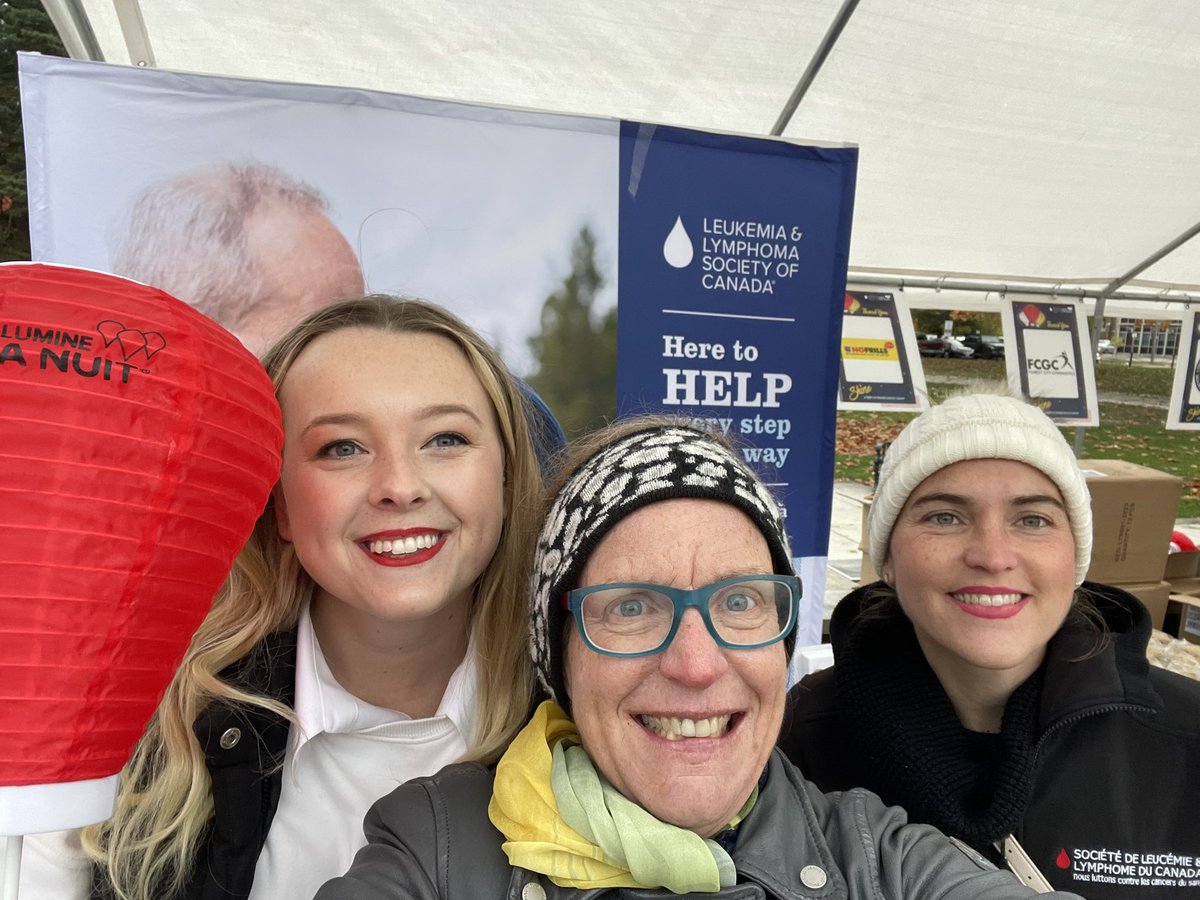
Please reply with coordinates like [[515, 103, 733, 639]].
[[366, 533, 439, 556], [639, 714, 732, 741], [952, 591, 1024, 607]]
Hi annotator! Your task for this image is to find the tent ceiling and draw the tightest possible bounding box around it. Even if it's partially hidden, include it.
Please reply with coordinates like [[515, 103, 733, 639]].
[[41, 0, 1200, 304]]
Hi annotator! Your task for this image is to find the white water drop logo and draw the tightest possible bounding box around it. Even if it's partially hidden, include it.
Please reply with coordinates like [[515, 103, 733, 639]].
[[663, 216, 694, 268]]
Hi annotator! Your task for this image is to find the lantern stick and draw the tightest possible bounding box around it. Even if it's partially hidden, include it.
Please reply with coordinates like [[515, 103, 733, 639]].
[[1, 835, 21, 900]]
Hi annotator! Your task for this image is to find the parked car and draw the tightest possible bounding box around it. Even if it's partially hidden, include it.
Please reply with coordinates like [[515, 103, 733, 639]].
[[917, 334, 975, 359], [960, 334, 1005, 359], [1096, 339, 1117, 355]]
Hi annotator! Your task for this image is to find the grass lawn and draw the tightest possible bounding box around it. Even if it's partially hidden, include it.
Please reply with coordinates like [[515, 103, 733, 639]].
[[836, 358, 1200, 517]]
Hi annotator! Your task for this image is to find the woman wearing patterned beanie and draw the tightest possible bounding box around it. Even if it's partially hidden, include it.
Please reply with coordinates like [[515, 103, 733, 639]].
[[781, 389, 1200, 898], [317, 416, 1082, 900]]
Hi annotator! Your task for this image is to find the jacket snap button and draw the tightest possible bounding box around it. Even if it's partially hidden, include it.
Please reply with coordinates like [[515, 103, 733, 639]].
[[800, 865, 827, 889], [219, 727, 241, 750], [521, 883, 546, 900]]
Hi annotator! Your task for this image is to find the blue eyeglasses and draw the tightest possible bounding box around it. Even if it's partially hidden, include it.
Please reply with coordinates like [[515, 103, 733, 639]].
[[562, 574, 800, 658]]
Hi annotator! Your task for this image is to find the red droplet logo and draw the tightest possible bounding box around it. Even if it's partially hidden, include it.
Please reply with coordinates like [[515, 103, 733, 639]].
[[1056, 849, 1071, 870]]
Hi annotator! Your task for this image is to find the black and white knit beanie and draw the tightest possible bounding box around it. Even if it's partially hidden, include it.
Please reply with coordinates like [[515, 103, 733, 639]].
[[528, 423, 795, 706]]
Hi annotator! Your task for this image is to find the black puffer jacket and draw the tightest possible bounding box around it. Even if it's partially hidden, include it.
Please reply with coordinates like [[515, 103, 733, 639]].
[[780, 583, 1200, 899], [91, 629, 296, 900], [313, 749, 1082, 899]]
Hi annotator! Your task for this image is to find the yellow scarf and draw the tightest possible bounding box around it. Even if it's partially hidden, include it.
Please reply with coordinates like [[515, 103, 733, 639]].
[[488, 700, 747, 892]]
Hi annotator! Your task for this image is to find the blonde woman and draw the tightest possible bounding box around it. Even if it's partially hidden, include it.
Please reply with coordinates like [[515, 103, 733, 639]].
[[25, 296, 550, 900]]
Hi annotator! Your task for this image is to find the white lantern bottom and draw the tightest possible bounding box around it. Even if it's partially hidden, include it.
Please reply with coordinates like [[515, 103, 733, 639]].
[[0, 776, 119, 836]]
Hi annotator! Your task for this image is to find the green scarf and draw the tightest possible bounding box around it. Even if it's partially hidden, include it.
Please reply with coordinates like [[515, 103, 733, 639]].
[[489, 700, 752, 892]]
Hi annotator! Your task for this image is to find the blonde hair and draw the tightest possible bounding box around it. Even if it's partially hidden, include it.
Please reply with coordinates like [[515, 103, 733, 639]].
[[84, 295, 543, 899]]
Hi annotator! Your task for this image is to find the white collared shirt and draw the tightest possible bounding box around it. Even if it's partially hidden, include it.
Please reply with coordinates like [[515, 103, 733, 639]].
[[17, 605, 477, 900], [249, 602, 477, 900]]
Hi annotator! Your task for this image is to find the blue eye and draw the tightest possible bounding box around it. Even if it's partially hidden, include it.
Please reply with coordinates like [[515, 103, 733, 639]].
[[616, 597, 646, 618], [427, 432, 468, 449], [319, 440, 362, 458], [722, 592, 753, 613]]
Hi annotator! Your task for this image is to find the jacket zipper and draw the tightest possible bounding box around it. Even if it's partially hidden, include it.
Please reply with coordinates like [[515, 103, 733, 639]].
[[1031, 701, 1156, 761]]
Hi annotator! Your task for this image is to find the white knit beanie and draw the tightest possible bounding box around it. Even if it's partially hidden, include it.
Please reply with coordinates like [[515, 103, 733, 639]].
[[867, 393, 1093, 585]]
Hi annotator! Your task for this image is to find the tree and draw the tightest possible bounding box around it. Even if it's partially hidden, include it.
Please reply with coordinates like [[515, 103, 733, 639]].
[[948, 310, 1001, 336], [910, 308, 1002, 337], [526, 226, 617, 437], [910, 309, 951, 336], [0, 0, 66, 261]]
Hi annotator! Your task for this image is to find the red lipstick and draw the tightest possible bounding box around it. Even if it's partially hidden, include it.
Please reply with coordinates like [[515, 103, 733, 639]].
[[359, 529, 444, 567]]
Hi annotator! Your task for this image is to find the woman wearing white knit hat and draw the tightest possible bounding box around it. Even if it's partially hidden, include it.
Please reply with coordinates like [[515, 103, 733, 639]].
[[780, 389, 1200, 899], [318, 416, 1083, 900]]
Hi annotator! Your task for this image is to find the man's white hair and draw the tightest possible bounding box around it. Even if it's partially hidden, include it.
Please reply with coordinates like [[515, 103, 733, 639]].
[[111, 162, 332, 328]]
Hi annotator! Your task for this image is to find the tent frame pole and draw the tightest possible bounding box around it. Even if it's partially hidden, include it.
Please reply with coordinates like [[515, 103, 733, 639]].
[[771, 0, 862, 135], [1071, 218, 1200, 453], [112, 0, 156, 67], [38, 0, 104, 60], [847, 271, 1200, 305]]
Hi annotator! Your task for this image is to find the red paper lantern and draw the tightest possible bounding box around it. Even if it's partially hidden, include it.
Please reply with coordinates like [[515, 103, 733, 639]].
[[0, 263, 282, 834]]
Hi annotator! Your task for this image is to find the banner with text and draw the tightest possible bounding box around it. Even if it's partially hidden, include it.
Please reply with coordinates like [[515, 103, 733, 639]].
[[21, 55, 856, 649], [1001, 297, 1099, 425], [616, 124, 858, 644], [1167, 310, 1200, 430], [837, 290, 927, 411]]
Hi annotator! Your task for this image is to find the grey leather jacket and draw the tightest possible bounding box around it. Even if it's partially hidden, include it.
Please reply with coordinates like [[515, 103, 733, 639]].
[[316, 749, 1082, 900]]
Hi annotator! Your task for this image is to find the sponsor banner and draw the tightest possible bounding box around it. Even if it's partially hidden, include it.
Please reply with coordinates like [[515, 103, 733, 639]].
[[615, 123, 858, 645], [1166, 310, 1200, 430], [1001, 297, 1099, 425], [837, 290, 927, 411]]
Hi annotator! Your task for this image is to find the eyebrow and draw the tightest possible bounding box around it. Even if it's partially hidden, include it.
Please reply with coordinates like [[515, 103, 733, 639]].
[[592, 568, 770, 588], [298, 404, 485, 439], [1011, 494, 1067, 510], [300, 412, 365, 437], [908, 491, 1066, 511]]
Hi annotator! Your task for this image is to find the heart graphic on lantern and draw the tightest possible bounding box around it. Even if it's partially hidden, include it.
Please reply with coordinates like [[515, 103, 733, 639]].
[[96, 318, 168, 362]]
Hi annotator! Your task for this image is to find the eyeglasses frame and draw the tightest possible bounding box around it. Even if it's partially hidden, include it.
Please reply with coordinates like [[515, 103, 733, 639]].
[[561, 573, 801, 658]]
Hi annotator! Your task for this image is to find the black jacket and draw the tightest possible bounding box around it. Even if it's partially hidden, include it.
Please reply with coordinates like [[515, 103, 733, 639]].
[[780, 582, 1200, 899], [91, 629, 296, 900], [314, 750, 1081, 899]]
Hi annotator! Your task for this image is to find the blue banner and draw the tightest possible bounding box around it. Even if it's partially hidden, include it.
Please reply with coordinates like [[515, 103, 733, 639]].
[[615, 122, 857, 563]]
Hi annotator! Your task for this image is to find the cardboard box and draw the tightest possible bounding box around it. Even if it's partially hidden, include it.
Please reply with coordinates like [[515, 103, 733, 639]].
[[1184, 604, 1200, 646], [1165, 549, 1200, 582], [1110, 579, 1172, 629], [1164, 593, 1200, 645], [1078, 459, 1182, 584], [1166, 576, 1200, 598]]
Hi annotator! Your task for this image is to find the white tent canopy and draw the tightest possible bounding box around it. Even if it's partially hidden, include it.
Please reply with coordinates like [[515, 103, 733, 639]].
[[38, 0, 1200, 314]]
